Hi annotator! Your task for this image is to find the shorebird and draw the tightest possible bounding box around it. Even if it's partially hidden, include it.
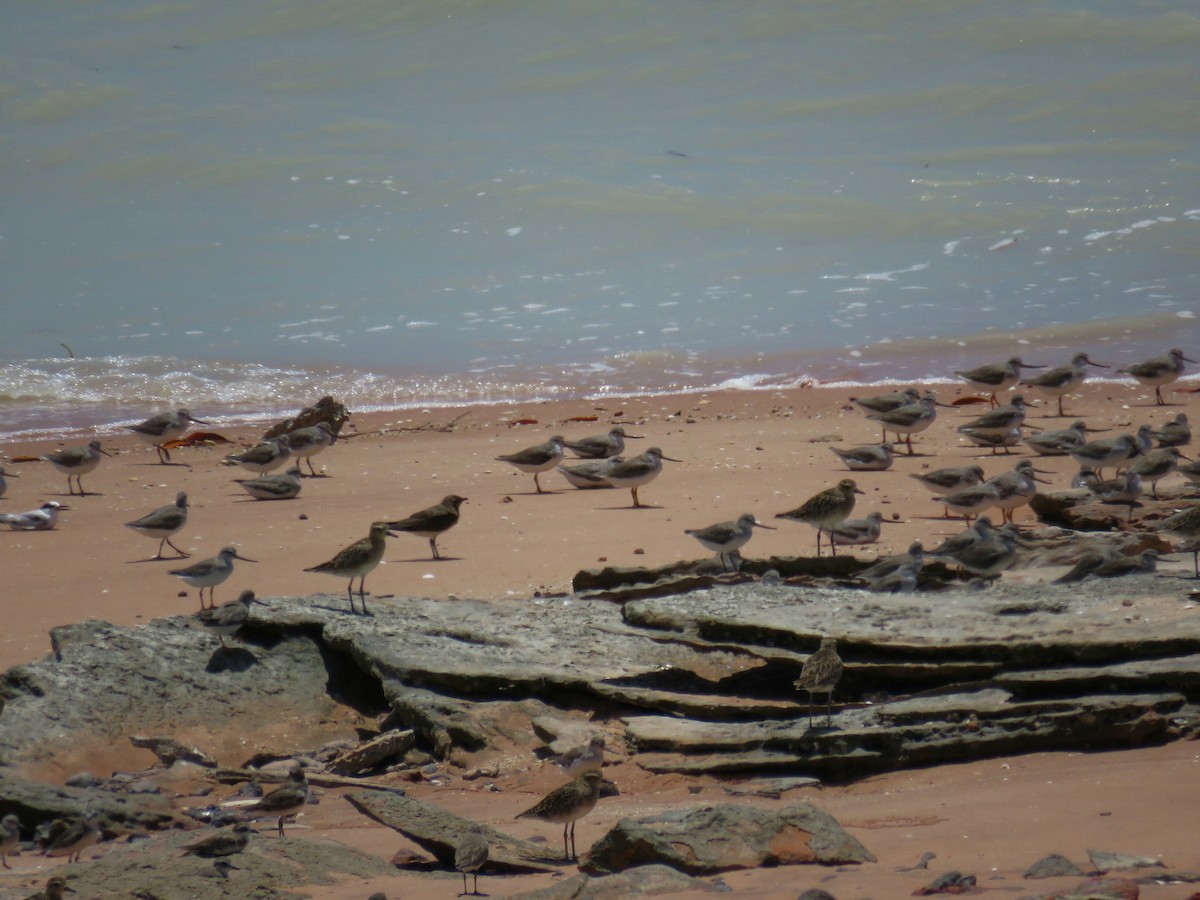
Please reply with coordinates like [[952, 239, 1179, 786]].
[[182, 822, 255, 858], [226, 438, 291, 475], [304, 521, 394, 614], [1068, 433, 1143, 480], [910, 465, 986, 514], [829, 442, 894, 471], [1023, 421, 1089, 456], [776, 479, 863, 557], [282, 422, 338, 476], [43, 440, 110, 495], [0, 500, 66, 531], [554, 735, 605, 778], [195, 589, 256, 648], [830, 511, 887, 547], [124, 491, 189, 559], [794, 637, 844, 728], [1160, 505, 1200, 577], [931, 523, 1023, 581], [957, 396, 1028, 437], [1153, 413, 1191, 448], [604, 447, 680, 508], [515, 769, 603, 860], [959, 425, 1023, 454], [985, 460, 1052, 524], [866, 394, 942, 455], [129, 408, 208, 464], [928, 517, 995, 562], [244, 766, 309, 837], [170, 546, 256, 610], [234, 466, 303, 501], [870, 561, 920, 593], [1130, 447, 1188, 499], [556, 456, 625, 489], [932, 482, 1000, 520], [1020, 352, 1108, 417], [955, 357, 1043, 406], [564, 426, 642, 459], [387, 494, 467, 560], [43, 811, 101, 863], [0, 814, 19, 869], [1118, 348, 1197, 405], [857, 541, 923, 583], [685, 513, 776, 572], [455, 826, 489, 896], [495, 436, 565, 494], [1071, 466, 1098, 489], [1086, 471, 1143, 520], [0, 466, 18, 499], [1054, 549, 1159, 583], [39, 876, 74, 900], [850, 387, 920, 415]]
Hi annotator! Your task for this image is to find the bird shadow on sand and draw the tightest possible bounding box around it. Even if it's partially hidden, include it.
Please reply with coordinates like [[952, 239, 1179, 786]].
[[393, 555, 462, 564], [205, 646, 259, 674], [130, 461, 192, 468], [127, 555, 190, 564]]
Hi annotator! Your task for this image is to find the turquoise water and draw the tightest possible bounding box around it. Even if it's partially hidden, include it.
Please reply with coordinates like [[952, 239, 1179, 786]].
[[2, 0, 1198, 437]]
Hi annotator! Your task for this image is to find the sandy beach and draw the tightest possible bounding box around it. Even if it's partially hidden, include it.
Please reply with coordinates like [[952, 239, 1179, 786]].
[[2, 378, 1199, 897]]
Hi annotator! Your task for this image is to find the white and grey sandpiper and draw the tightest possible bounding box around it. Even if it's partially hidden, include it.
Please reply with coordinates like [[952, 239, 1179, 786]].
[[304, 521, 394, 615], [829, 442, 894, 471], [830, 511, 888, 546], [1053, 549, 1159, 583], [857, 541, 924, 583], [386, 494, 467, 560], [956, 395, 1028, 437], [984, 459, 1052, 524], [928, 517, 995, 562], [954, 357, 1043, 406], [1159, 505, 1200, 577], [1023, 421, 1089, 456], [1067, 432, 1143, 480], [959, 425, 1023, 454], [1086, 470, 1143, 519], [775, 479, 863, 557], [563, 426, 642, 459], [195, 589, 257, 648], [931, 522, 1024, 581], [243, 766, 310, 837], [226, 438, 291, 474], [43, 440, 110, 495], [515, 769, 603, 860], [1130, 447, 1188, 499], [850, 387, 920, 414], [0, 814, 19, 869], [556, 456, 625, 489], [604, 447, 680, 508], [865, 394, 942, 455], [685, 513, 775, 572], [282, 422, 338, 476], [554, 735, 606, 778], [124, 491, 190, 559], [234, 466, 303, 501], [170, 546, 256, 610], [1020, 352, 1108, 417], [910, 465, 986, 516], [42, 811, 101, 863], [0, 466, 18, 499], [495, 436, 565, 494], [455, 826, 489, 896], [39, 876, 75, 900], [932, 482, 1000, 520], [129, 408, 208, 464], [1117, 347, 1196, 405], [794, 637, 844, 728], [181, 822, 255, 858], [1153, 413, 1191, 448], [0, 500, 66, 531]]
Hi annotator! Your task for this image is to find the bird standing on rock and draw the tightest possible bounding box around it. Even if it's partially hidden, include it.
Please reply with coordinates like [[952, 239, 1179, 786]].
[[685, 513, 775, 572], [195, 590, 257, 648], [304, 522, 394, 615], [795, 637, 843, 727]]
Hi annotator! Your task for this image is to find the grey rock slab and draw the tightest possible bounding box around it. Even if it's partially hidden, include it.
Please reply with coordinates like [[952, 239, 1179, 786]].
[[581, 802, 876, 875], [345, 789, 562, 871], [1087, 848, 1167, 871], [509, 863, 726, 898], [1023, 852, 1085, 878]]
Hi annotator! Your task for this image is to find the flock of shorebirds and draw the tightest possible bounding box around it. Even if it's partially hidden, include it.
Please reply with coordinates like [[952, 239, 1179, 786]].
[[3, 346, 1200, 887]]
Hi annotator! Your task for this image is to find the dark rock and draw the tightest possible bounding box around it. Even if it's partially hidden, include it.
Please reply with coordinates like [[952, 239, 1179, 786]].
[[1024, 853, 1084, 878], [797, 891, 838, 900], [1026, 875, 1140, 899], [509, 863, 727, 898], [581, 802, 875, 875], [913, 870, 978, 895]]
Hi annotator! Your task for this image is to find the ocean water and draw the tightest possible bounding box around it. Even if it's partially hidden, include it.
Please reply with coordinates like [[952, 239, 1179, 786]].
[[2, 0, 1199, 439]]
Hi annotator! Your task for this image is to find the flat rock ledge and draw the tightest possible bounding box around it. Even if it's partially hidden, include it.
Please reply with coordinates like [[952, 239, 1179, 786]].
[[2, 565, 1199, 800]]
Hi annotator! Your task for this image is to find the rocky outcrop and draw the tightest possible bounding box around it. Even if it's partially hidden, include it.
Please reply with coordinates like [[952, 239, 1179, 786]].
[[581, 802, 875, 875], [509, 863, 726, 898]]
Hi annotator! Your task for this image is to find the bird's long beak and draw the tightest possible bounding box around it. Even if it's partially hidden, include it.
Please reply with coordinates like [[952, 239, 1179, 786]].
[[752, 522, 777, 530], [1087, 359, 1110, 368], [1178, 451, 1194, 461], [1032, 474, 1054, 485], [234, 552, 258, 562], [97, 446, 113, 456], [662, 454, 683, 462], [1020, 362, 1046, 369]]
